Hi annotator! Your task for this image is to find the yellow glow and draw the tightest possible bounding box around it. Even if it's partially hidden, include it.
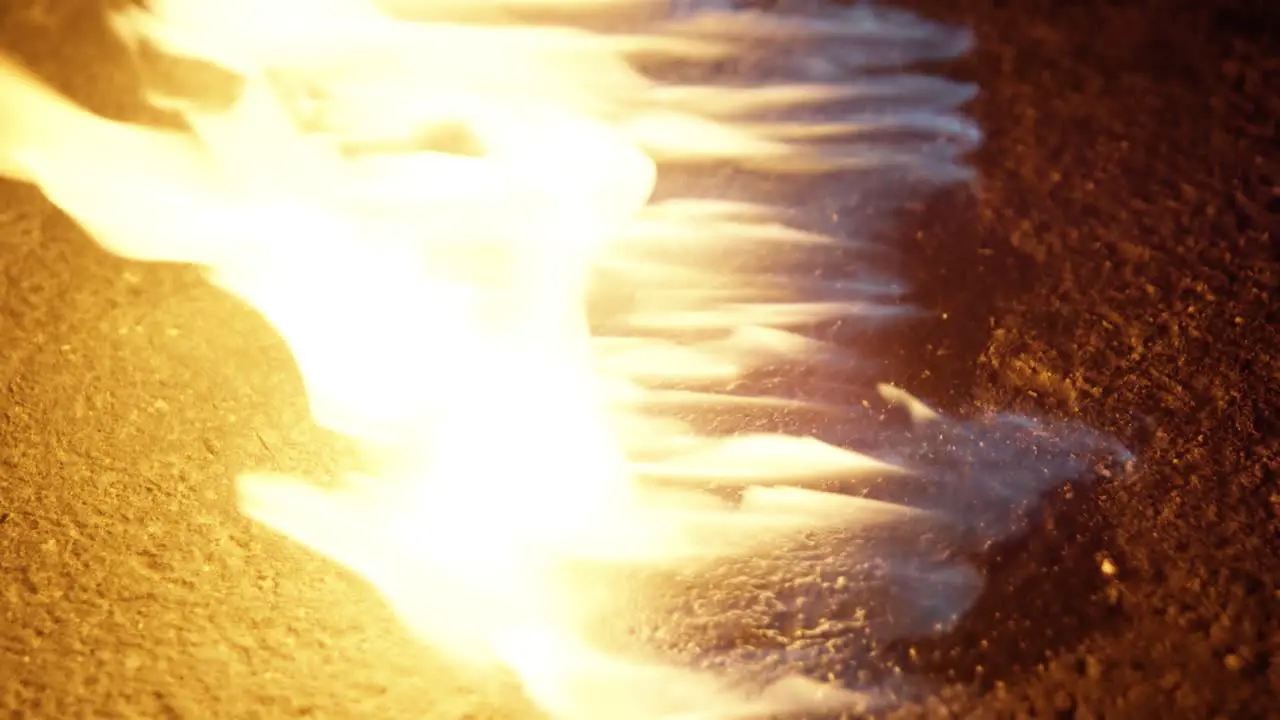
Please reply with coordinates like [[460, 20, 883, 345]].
[[0, 1, 978, 717]]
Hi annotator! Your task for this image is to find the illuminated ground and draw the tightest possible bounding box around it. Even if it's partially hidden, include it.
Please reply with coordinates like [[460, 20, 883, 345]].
[[1, 0, 1276, 717]]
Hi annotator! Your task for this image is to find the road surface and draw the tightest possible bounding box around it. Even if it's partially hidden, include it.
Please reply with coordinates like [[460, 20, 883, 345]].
[[0, 0, 1276, 717]]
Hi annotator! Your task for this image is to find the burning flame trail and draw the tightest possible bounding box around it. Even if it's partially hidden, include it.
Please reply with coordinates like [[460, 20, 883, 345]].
[[0, 1, 1130, 717]]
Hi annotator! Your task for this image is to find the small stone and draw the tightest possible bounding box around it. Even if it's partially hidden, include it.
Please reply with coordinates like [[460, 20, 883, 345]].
[[1223, 654, 1245, 671]]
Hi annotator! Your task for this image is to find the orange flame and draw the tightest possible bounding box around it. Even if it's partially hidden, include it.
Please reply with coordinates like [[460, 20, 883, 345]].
[[0, 1, 983, 717]]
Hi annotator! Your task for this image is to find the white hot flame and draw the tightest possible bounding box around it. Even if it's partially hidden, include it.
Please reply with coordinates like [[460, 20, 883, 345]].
[[0, 1, 991, 717]]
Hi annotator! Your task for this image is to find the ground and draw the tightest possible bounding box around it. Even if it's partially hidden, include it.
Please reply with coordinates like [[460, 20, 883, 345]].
[[0, 0, 1276, 718]]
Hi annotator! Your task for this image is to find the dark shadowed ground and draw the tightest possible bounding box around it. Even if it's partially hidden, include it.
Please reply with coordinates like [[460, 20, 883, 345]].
[[1, 0, 1277, 718]]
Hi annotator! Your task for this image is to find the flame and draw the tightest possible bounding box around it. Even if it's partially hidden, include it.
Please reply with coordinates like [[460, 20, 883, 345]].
[[0, 1, 990, 717]]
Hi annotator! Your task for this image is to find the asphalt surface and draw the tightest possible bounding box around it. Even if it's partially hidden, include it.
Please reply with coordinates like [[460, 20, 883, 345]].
[[1, 0, 1277, 718]]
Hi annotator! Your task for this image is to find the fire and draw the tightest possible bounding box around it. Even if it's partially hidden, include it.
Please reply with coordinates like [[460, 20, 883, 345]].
[[0, 1, 1005, 717]]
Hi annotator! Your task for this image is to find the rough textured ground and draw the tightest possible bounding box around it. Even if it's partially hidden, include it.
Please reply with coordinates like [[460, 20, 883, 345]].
[[1, 0, 1277, 718]]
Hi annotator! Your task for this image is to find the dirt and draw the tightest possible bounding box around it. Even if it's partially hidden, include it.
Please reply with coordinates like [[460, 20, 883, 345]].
[[1, 0, 1277, 718]]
